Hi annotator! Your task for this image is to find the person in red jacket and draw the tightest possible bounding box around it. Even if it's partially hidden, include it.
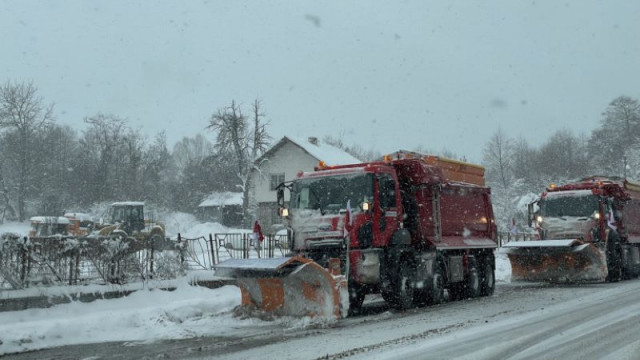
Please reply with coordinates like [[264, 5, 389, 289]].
[[252, 220, 264, 254]]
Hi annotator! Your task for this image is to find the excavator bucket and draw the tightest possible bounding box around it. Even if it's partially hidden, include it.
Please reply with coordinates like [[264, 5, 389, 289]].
[[215, 256, 348, 319], [503, 240, 608, 283]]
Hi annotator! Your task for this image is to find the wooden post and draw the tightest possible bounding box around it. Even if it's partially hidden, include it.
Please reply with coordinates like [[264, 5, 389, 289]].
[[149, 248, 155, 280]]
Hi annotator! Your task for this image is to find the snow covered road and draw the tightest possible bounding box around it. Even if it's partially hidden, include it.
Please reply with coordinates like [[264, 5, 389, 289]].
[[5, 279, 639, 360], [350, 281, 640, 360], [209, 281, 640, 360]]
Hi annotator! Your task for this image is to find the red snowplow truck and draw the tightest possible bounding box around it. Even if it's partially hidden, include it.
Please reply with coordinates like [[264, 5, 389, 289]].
[[216, 153, 498, 318], [504, 177, 640, 283]]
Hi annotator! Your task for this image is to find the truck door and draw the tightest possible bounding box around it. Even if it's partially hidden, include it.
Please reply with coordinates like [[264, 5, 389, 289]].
[[375, 174, 399, 246]]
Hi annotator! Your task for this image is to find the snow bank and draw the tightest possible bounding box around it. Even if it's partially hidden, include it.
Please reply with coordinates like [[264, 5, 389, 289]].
[[0, 283, 243, 355], [495, 251, 512, 283], [0, 221, 31, 237]]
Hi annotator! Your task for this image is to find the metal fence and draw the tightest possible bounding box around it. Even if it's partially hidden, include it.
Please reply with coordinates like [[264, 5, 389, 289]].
[[1, 232, 291, 290], [0, 234, 184, 290], [176, 233, 291, 270], [497, 231, 537, 246]]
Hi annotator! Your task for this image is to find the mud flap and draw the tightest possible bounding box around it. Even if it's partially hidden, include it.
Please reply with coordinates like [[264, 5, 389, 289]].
[[503, 240, 607, 283], [215, 256, 348, 319]]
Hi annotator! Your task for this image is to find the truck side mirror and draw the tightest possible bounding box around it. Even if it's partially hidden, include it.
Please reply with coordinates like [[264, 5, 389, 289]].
[[527, 200, 538, 227], [276, 185, 285, 208]]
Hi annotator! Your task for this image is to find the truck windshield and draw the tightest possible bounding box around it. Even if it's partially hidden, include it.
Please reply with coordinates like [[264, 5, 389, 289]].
[[291, 173, 374, 214], [539, 194, 599, 217]]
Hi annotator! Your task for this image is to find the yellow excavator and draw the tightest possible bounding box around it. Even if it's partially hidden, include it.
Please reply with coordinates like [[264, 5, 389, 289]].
[[97, 202, 167, 251]]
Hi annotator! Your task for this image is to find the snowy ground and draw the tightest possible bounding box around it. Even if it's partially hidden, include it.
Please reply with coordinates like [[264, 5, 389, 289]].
[[0, 216, 517, 357]]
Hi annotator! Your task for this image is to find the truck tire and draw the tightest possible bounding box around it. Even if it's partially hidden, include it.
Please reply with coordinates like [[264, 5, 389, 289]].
[[112, 230, 128, 241], [606, 231, 623, 282], [389, 260, 415, 310], [466, 266, 481, 298], [607, 247, 624, 282], [480, 261, 495, 297], [149, 233, 165, 250], [427, 266, 445, 305], [449, 265, 481, 300], [448, 283, 464, 301], [348, 283, 366, 313]]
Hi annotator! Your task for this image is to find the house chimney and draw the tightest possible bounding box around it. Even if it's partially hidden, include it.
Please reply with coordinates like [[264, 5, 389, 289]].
[[308, 137, 318, 145]]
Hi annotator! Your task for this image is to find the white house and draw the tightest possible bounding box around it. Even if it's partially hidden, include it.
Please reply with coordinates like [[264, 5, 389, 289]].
[[250, 136, 361, 231]]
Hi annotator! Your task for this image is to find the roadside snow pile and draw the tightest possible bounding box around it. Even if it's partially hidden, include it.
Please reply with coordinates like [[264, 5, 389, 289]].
[[0, 221, 31, 237], [495, 251, 511, 283], [160, 211, 203, 237], [0, 283, 243, 355], [158, 211, 254, 238]]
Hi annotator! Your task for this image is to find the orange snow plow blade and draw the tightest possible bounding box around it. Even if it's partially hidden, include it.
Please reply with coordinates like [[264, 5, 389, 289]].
[[503, 240, 607, 283], [215, 256, 348, 319]]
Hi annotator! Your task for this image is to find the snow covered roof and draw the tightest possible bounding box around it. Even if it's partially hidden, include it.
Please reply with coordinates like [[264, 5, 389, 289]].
[[198, 192, 243, 207], [257, 136, 361, 166], [111, 201, 144, 206], [64, 213, 94, 222], [544, 189, 593, 199], [29, 216, 70, 224]]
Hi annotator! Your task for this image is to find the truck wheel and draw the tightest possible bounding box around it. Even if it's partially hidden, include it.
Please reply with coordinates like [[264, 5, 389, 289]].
[[607, 247, 624, 282], [390, 260, 415, 310], [149, 233, 164, 250], [112, 230, 128, 241], [606, 231, 624, 282], [465, 266, 481, 299], [348, 283, 366, 312], [427, 266, 445, 305], [448, 283, 464, 301], [413, 277, 432, 307], [480, 262, 495, 297]]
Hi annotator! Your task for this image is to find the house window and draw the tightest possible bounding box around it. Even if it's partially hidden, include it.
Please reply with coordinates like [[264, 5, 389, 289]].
[[270, 173, 285, 191]]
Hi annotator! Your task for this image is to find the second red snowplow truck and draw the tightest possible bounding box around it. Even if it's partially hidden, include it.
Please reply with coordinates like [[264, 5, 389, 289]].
[[504, 177, 640, 283]]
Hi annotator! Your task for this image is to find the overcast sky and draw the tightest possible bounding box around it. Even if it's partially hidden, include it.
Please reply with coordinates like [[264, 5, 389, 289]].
[[2, 0, 639, 162]]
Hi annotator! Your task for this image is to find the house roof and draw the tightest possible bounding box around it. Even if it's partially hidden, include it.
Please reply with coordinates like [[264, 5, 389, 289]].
[[257, 136, 361, 166], [198, 192, 243, 207]]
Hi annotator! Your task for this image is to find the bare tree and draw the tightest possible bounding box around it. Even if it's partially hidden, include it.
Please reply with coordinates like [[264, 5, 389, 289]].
[[590, 96, 640, 177], [75, 114, 128, 204], [172, 134, 215, 174], [538, 129, 588, 180], [483, 128, 513, 188], [251, 99, 271, 160], [0, 156, 15, 222], [207, 100, 271, 226], [0, 81, 54, 220], [323, 135, 380, 161]]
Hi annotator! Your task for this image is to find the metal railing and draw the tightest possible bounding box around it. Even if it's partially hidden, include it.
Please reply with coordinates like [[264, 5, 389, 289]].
[[175, 233, 291, 269], [1, 232, 292, 290], [0, 234, 184, 289], [497, 231, 538, 246]]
